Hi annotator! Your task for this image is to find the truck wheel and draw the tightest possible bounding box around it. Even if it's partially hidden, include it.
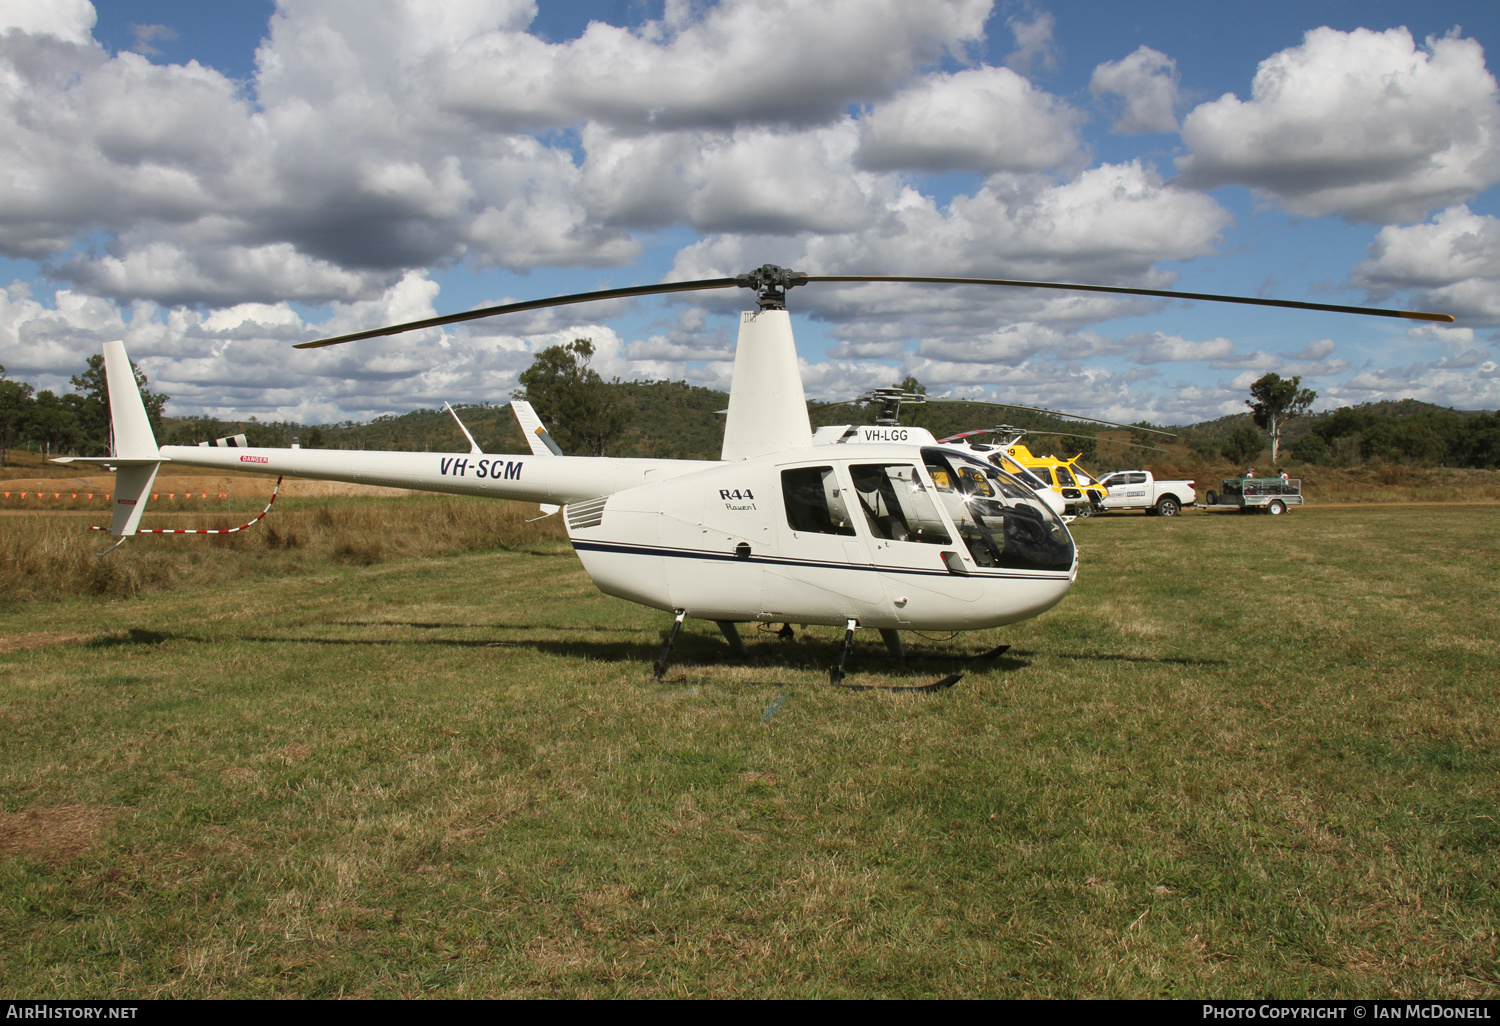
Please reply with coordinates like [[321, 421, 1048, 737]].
[[1156, 498, 1180, 517], [1206, 489, 1219, 506], [1267, 499, 1286, 515], [1074, 505, 1093, 518]]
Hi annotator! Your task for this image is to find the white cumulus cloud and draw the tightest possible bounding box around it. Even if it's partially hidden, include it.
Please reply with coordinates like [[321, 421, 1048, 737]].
[[1126, 332, 1234, 364], [1350, 205, 1500, 323], [1090, 46, 1180, 134], [855, 66, 1085, 173], [0, 0, 96, 45], [1178, 27, 1500, 222]]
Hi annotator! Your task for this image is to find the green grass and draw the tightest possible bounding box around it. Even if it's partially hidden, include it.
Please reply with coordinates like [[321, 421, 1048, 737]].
[[2, 504, 1498, 997]]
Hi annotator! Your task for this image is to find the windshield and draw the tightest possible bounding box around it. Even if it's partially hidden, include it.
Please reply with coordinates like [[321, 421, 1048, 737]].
[[989, 451, 1052, 492], [922, 448, 1075, 572]]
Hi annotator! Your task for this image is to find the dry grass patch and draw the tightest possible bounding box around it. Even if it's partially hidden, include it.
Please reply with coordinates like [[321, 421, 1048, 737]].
[[0, 630, 97, 654], [0, 495, 567, 605], [0, 804, 116, 864]]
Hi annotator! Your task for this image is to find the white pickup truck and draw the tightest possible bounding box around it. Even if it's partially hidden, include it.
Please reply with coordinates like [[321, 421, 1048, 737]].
[[1095, 471, 1196, 517]]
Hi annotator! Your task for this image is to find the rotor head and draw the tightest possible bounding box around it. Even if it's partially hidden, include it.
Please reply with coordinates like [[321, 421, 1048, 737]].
[[854, 386, 927, 426], [734, 264, 809, 310]]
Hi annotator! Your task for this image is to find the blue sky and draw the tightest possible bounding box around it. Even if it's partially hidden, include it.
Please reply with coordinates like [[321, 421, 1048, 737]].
[[4, 0, 1500, 426]]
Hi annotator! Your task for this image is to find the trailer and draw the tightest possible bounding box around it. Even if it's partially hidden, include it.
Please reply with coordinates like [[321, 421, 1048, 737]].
[[1202, 476, 1304, 514]]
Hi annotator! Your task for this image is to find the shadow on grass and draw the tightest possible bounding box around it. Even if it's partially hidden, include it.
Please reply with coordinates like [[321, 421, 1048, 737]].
[[79, 623, 1033, 685], [87, 629, 173, 647], [334, 620, 641, 632], [641, 632, 1032, 686], [1052, 651, 1232, 667]]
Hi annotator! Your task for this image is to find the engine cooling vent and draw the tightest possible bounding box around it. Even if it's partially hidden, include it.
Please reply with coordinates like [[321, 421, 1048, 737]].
[[565, 496, 608, 531]]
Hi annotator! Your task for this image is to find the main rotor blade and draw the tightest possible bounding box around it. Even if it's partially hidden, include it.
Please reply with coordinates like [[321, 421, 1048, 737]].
[[294, 265, 1452, 350], [953, 427, 1169, 454], [940, 427, 1169, 453], [294, 277, 739, 349], [804, 275, 1454, 323], [1021, 430, 1170, 453], [933, 400, 1178, 437]]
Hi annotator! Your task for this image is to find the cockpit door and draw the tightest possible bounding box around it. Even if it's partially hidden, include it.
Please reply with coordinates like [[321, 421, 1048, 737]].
[[846, 461, 983, 622], [765, 463, 884, 624]]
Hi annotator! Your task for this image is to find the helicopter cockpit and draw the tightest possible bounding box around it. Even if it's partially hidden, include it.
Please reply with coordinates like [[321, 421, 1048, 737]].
[[921, 448, 1075, 572]]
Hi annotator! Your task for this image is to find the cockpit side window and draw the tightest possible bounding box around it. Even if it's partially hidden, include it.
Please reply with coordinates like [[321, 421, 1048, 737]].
[[849, 464, 951, 545], [781, 466, 855, 536]]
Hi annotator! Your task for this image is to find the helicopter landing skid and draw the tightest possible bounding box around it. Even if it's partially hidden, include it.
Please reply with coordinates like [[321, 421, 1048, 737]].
[[651, 613, 962, 691], [835, 673, 964, 693], [830, 620, 963, 692], [653, 609, 687, 681]]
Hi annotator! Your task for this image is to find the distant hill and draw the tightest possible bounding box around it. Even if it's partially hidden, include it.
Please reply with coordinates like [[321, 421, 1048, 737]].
[[1188, 398, 1493, 440], [147, 386, 1497, 471]]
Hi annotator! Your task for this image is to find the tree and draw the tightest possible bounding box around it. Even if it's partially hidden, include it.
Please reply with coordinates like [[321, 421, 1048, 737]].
[[0, 378, 34, 467], [1247, 372, 1316, 465], [1290, 432, 1328, 464], [28, 390, 84, 455], [71, 353, 169, 455], [1188, 435, 1221, 462], [1221, 424, 1265, 467], [1129, 420, 1161, 448], [514, 338, 631, 457], [1069, 433, 1098, 465]]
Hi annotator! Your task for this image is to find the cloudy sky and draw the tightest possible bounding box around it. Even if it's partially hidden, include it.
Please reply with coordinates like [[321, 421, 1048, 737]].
[[3, 0, 1500, 427]]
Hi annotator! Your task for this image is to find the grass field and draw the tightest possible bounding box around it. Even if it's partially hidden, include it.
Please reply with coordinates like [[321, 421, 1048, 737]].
[[2, 500, 1498, 997]]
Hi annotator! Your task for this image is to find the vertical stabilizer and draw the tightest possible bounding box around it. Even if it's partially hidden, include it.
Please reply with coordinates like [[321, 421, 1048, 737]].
[[509, 400, 561, 515], [510, 400, 565, 457], [110, 463, 161, 536], [103, 340, 162, 536], [103, 340, 160, 459], [444, 402, 483, 454], [721, 309, 811, 461]]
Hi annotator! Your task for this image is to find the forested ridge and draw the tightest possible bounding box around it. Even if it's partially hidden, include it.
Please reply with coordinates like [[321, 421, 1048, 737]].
[[4, 359, 1498, 470]]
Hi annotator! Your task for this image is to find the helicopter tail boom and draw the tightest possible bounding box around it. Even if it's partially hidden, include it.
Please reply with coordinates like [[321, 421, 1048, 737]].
[[56, 342, 718, 534]]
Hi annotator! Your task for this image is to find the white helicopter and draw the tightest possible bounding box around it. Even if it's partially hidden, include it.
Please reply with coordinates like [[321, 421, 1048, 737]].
[[59, 265, 1451, 689], [810, 390, 1181, 519], [809, 388, 1068, 515]]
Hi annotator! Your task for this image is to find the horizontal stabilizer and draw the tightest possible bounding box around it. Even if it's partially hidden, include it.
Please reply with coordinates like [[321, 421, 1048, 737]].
[[51, 456, 170, 467]]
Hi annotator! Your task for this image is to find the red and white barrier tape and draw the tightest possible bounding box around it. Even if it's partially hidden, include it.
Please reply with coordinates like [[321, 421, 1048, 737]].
[[89, 477, 283, 534]]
